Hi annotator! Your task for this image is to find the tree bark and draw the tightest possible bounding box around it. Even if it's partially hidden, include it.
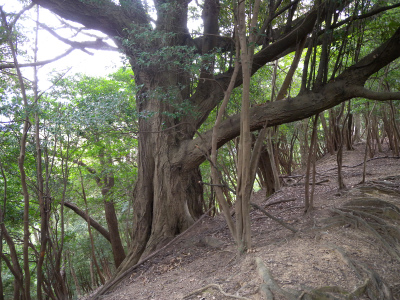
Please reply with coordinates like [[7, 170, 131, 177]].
[[305, 114, 319, 212], [116, 72, 205, 275], [389, 101, 400, 156], [104, 200, 125, 267], [346, 112, 354, 150]]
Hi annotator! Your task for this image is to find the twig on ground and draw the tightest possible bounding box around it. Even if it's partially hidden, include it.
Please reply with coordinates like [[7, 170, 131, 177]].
[[279, 205, 305, 214], [250, 202, 297, 233], [265, 198, 296, 207], [324, 156, 399, 172], [292, 179, 329, 186]]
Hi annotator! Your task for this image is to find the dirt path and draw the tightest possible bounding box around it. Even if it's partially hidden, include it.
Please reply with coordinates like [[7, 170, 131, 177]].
[[92, 144, 400, 300]]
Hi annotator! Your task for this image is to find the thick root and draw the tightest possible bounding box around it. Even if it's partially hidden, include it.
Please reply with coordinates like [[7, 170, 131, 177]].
[[254, 243, 394, 300]]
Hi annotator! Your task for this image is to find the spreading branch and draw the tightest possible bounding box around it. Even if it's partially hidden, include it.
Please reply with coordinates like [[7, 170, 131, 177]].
[[64, 202, 111, 242], [32, 0, 149, 38], [191, 9, 318, 128]]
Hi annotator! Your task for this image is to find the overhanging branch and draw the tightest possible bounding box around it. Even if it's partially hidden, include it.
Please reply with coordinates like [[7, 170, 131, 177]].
[[192, 9, 318, 129], [32, 0, 148, 38], [180, 26, 400, 170]]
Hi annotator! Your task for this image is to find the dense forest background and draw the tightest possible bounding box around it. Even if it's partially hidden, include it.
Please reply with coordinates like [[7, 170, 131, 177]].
[[1, 0, 400, 299]]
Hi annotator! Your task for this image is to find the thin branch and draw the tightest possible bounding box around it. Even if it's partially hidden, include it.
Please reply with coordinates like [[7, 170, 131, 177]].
[[0, 48, 75, 70], [64, 202, 111, 242], [331, 3, 400, 32], [351, 86, 400, 101], [7, 3, 35, 29], [250, 202, 298, 233], [38, 21, 119, 53]]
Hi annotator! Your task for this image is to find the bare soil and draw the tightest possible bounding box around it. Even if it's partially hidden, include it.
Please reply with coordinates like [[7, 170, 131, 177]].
[[94, 144, 400, 300]]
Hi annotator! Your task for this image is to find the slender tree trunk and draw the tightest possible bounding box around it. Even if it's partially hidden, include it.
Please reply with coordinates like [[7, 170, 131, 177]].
[[330, 108, 341, 151], [258, 148, 276, 196], [0, 161, 9, 300], [68, 252, 82, 298], [305, 114, 319, 213], [389, 101, 400, 156], [353, 113, 362, 143], [266, 130, 280, 192], [299, 119, 310, 168], [382, 107, 395, 152], [336, 103, 346, 189], [13, 279, 21, 300], [320, 113, 334, 154], [33, 9, 50, 299], [235, 0, 262, 252], [104, 200, 125, 267], [0, 225, 25, 298], [337, 116, 348, 190], [346, 112, 354, 150], [362, 103, 376, 183], [79, 169, 105, 285], [75, 155, 126, 268], [99, 152, 126, 268], [2, 9, 32, 299], [89, 260, 95, 288], [209, 26, 240, 242], [288, 132, 297, 175], [372, 114, 383, 152]]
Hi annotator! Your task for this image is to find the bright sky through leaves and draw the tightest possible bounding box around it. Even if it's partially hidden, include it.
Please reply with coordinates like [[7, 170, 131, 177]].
[[1, 0, 124, 90]]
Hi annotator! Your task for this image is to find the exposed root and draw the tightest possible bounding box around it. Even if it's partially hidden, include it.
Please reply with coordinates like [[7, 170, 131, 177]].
[[357, 184, 400, 197], [308, 190, 400, 299], [330, 202, 400, 262], [326, 244, 393, 300], [343, 198, 400, 219], [255, 257, 299, 300], [183, 283, 251, 300], [255, 246, 394, 300]]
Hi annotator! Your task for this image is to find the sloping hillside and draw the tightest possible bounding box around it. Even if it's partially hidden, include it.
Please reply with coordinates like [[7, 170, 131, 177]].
[[93, 144, 400, 300]]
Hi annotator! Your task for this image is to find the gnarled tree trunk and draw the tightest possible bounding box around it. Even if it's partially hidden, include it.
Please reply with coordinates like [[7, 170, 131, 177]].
[[117, 72, 204, 273]]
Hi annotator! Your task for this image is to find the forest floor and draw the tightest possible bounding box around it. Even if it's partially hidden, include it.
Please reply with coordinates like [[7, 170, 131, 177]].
[[95, 143, 400, 300]]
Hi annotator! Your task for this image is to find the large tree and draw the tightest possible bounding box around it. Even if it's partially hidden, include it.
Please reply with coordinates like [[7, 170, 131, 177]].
[[31, 0, 400, 289]]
